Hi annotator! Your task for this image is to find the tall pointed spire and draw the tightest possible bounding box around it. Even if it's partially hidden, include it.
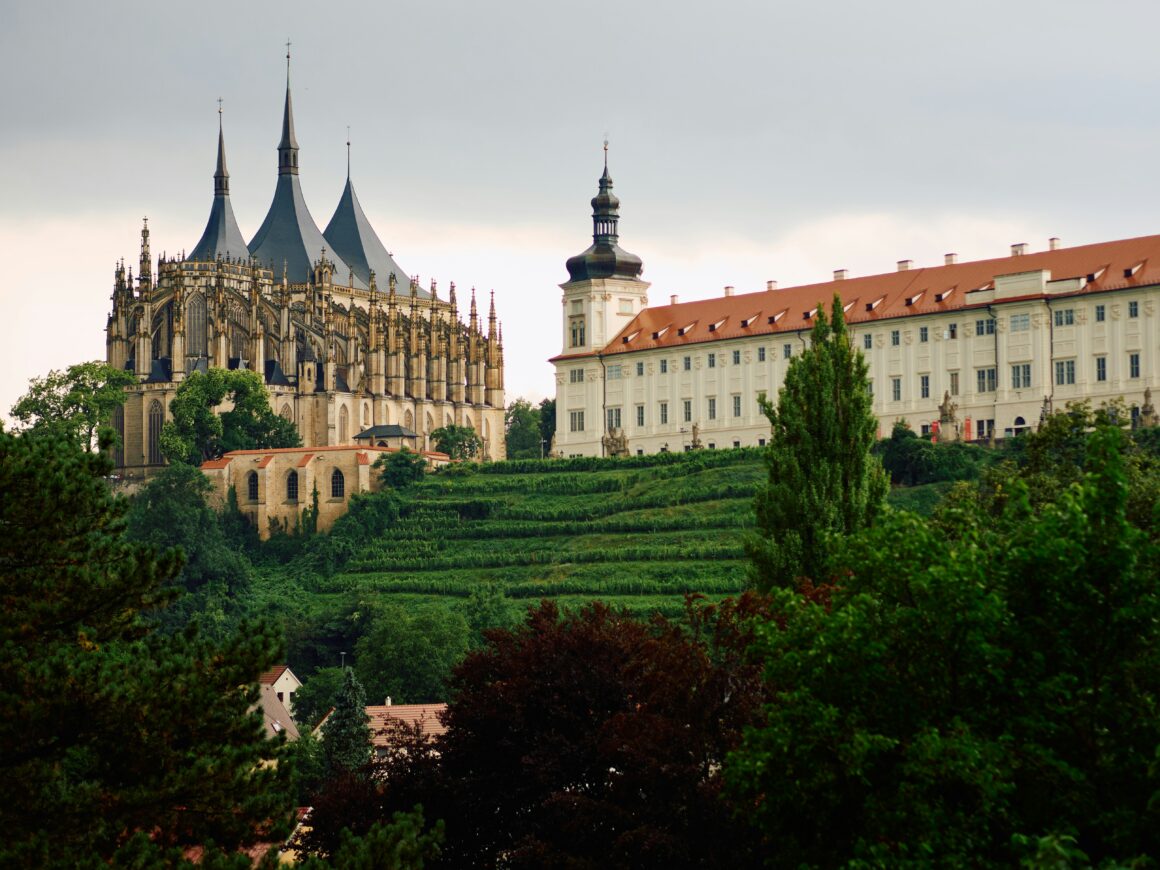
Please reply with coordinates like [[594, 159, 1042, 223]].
[[278, 41, 299, 176], [214, 99, 229, 196], [188, 103, 250, 262]]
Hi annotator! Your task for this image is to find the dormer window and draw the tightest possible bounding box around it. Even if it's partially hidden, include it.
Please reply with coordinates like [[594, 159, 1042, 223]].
[[708, 318, 727, 332], [677, 322, 697, 336], [905, 291, 924, 307], [936, 287, 956, 303], [865, 296, 885, 312], [767, 309, 787, 325], [740, 312, 761, 328], [652, 325, 670, 340]]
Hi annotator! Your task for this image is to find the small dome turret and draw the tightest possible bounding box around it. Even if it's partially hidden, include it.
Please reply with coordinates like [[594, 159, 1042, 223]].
[[565, 145, 643, 282]]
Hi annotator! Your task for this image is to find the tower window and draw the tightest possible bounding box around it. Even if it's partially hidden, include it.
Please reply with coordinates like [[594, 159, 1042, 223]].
[[147, 400, 164, 465], [570, 317, 586, 348]]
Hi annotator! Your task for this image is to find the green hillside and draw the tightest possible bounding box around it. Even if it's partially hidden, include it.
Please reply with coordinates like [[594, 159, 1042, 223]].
[[322, 449, 766, 616]]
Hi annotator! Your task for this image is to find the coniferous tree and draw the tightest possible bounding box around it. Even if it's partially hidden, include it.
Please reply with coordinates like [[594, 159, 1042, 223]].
[[748, 293, 888, 590], [322, 668, 371, 777], [0, 428, 293, 866]]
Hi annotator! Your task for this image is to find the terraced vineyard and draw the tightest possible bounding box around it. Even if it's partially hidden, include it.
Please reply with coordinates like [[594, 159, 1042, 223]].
[[329, 449, 767, 615]]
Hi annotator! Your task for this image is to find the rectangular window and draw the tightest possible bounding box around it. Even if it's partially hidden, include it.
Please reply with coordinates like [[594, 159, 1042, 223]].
[[683, 400, 692, 423], [1129, 352, 1141, 378], [1095, 304, 1106, 322], [1010, 313, 1030, 332], [732, 395, 742, 417], [977, 367, 997, 393], [569, 369, 584, 384], [868, 379, 874, 396], [919, 326, 929, 343], [635, 361, 644, 376], [920, 374, 930, 399], [891, 329, 900, 347], [732, 350, 741, 365], [863, 334, 873, 350], [607, 365, 622, 380], [1011, 363, 1031, 389], [708, 354, 716, 369], [660, 359, 668, 374], [708, 397, 717, 420], [659, 402, 668, 425], [758, 346, 766, 362], [1054, 360, 1076, 386], [891, 377, 901, 401], [607, 407, 622, 430], [976, 318, 996, 336], [1053, 309, 1075, 327], [1129, 300, 1139, 318], [949, 371, 960, 396], [1096, 356, 1107, 382], [683, 356, 691, 371], [783, 344, 792, 359], [733, 440, 741, 449], [635, 405, 645, 427], [947, 322, 958, 339], [618, 298, 634, 314], [569, 410, 585, 432]]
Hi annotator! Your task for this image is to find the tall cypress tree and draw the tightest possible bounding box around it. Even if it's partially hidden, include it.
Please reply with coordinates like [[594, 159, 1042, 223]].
[[322, 668, 371, 776], [748, 293, 888, 591]]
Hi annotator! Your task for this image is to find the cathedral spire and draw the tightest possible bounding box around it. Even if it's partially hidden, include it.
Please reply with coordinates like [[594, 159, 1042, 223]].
[[278, 42, 299, 176], [214, 99, 229, 196]]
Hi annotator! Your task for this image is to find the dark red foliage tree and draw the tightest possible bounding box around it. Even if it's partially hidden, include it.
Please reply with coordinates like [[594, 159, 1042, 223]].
[[374, 596, 770, 869]]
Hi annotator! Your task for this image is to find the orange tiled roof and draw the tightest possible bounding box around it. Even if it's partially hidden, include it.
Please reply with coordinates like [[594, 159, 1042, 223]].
[[572, 234, 1160, 359], [256, 454, 274, 469], [258, 665, 289, 685], [366, 703, 448, 746]]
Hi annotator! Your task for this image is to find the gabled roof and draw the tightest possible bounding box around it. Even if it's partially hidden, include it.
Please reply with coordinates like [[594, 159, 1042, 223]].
[[586, 233, 1160, 358], [259, 665, 290, 685], [354, 424, 419, 440], [366, 703, 447, 747], [259, 685, 300, 741], [324, 176, 419, 295]]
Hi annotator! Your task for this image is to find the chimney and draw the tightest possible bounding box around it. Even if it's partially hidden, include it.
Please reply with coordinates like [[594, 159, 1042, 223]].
[[897, 259, 913, 272], [385, 696, 392, 706], [833, 268, 848, 281], [766, 280, 778, 291], [669, 294, 679, 305], [724, 285, 735, 297], [1048, 237, 1061, 251], [945, 253, 958, 266], [1011, 242, 1028, 256]]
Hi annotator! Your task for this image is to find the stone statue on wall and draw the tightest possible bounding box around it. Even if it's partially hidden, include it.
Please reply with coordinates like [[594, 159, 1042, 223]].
[[1141, 387, 1157, 428], [602, 427, 630, 458], [690, 423, 703, 450], [938, 391, 960, 442]]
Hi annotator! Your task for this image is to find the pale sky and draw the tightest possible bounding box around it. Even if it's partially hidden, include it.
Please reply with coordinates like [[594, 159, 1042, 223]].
[[4, 0, 1160, 415]]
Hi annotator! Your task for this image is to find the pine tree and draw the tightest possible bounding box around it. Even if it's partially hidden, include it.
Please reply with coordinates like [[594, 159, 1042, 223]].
[[322, 668, 371, 776], [0, 428, 293, 865], [748, 293, 888, 590]]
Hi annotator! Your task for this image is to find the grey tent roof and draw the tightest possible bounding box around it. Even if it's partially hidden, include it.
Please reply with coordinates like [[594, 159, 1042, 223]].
[[249, 79, 355, 285], [249, 172, 355, 285], [324, 176, 422, 296], [188, 121, 250, 262], [355, 424, 419, 440]]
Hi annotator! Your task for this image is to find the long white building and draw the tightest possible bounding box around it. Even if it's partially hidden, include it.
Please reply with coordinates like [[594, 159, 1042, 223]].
[[551, 160, 1158, 456]]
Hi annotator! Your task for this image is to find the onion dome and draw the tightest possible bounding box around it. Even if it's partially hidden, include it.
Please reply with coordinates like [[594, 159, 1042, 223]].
[[249, 59, 354, 285], [565, 146, 644, 282], [188, 109, 250, 261]]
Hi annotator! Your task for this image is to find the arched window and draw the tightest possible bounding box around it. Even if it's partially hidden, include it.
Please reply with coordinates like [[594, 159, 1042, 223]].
[[147, 400, 163, 465], [286, 470, 299, 502], [247, 471, 259, 501], [404, 410, 414, 430], [187, 292, 207, 360], [426, 412, 434, 435], [280, 403, 293, 421], [339, 405, 349, 444], [111, 404, 125, 467], [363, 403, 370, 427], [331, 468, 345, 499]]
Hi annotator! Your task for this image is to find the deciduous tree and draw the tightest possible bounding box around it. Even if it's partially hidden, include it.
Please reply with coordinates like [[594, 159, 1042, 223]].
[[748, 293, 888, 590], [9, 360, 135, 452], [430, 424, 481, 460], [504, 398, 542, 459]]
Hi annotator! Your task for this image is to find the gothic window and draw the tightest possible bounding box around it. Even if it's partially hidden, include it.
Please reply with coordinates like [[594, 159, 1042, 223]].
[[339, 405, 349, 444], [147, 400, 163, 465], [363, 403, 370, 427], [247, 471, 259, 502], [426, 412, 435, 435], [331, 468, 345, 499], [231, 325, 246, 361], [280, 404, 293, 421], [111, 404, 125, 467], [286, 470, 299, 502], [188, 292, 207, 359], [405, 410, 414, 431]]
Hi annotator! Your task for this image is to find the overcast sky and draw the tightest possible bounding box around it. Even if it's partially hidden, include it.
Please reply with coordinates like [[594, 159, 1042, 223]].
[[3, 0, 1160, 415]]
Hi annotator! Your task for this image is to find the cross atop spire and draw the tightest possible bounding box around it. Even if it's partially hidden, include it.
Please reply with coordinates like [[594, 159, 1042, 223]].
[[346, 126, 351, 179]]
